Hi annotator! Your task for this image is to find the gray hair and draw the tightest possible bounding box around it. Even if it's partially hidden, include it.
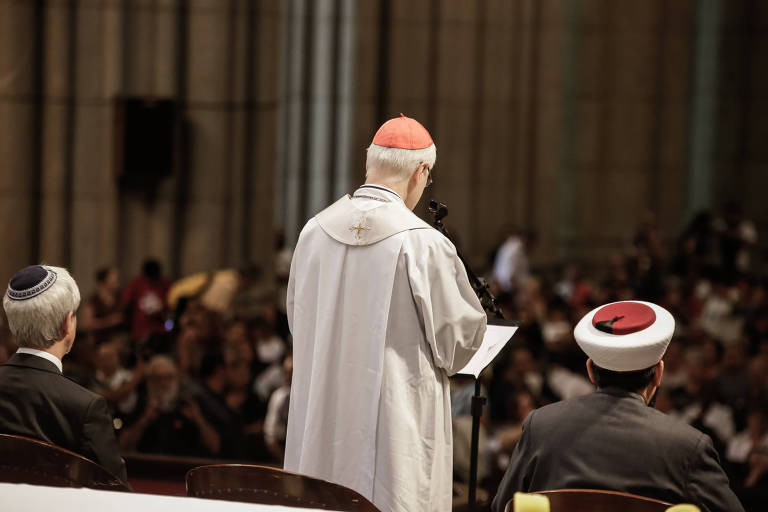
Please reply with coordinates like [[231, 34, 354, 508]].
[[3, 265, 81, 348], [365, 143, 436, 181], [147, 354, 177, 375]]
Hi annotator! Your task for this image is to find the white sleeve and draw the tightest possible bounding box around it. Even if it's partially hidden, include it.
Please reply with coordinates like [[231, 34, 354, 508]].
[[406, 232, 487, 375]]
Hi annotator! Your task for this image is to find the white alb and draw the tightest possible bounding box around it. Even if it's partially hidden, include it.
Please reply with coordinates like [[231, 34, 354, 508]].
[[285, 185, 487, 512]]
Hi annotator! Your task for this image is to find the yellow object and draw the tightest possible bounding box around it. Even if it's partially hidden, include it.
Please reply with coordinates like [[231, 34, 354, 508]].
[[167, 271, 210, 309], [666, 506, 700, 512], [513, 492, 550, 512]]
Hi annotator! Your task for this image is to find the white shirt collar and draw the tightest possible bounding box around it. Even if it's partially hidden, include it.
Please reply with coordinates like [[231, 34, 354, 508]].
[[16, 347, 63, 373], [352, 184, 405, 205]]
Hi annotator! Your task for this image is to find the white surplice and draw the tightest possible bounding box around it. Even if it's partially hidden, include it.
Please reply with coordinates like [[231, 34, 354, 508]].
[[285, 185, 487, 512]]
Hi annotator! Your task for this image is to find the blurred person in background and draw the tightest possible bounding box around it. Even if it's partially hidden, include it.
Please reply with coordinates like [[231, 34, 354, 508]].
[[490, 389, 538, 474], [492, 229, 536, 306], [717, 343, 751, 417], [540, 298, 573, 354], [223, 345, 267, 460], [698, 277, 744, 346], [661, 342, 688, 390], [274, 229, 293, 316], [728, 408, 768, 510], [188, 352, 234, 434], [121, 259, 170, 344], [90, 341, 143, 421], [119, 354, 220, 456], [251, 316, 287, 402], [554, 263, 592, 310], [673, 211, 719, 281], [715, 202, 757, 282], [81, 266, 124, 346], [727, 407, 768, 468], [264, 352, 292, 462]]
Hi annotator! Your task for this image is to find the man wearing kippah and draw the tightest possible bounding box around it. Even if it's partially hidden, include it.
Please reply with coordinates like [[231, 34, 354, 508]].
[[491, 301, 743, 512], [285, 115, 487, 512], [0, 265, 128, 485]]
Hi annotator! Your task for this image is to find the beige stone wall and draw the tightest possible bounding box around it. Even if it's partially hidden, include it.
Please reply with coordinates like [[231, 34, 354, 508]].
[[0, 0, 282, 293], [350, 0, 701, 268], [1, 0, 766, 296]]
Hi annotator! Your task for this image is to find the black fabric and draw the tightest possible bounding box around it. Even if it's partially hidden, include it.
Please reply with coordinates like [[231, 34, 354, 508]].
[[491, 387, 744, 512], [0, 353, 128, 484], [594, 315, 623, 334], [9, 265, 47, 291]]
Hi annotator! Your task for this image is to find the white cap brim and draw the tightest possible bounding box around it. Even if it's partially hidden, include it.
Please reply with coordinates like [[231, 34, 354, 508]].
[[573, 300, 675, 372]]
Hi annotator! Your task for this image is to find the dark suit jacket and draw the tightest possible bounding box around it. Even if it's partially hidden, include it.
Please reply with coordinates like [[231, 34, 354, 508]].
[[0, 353, 128, 484], [491, 387, 743, 512]]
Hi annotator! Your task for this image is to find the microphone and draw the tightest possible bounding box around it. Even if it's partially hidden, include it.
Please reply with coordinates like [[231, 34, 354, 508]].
[[428, 200, 448, 223]]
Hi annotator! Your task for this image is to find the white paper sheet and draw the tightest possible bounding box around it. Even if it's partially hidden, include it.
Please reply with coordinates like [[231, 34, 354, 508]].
[[457, 322, 518, 378]]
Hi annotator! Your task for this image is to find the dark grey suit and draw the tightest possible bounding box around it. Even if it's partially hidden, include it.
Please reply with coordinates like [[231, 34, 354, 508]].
[[0, 353, 128, 484], [492, 387, 743, 512]]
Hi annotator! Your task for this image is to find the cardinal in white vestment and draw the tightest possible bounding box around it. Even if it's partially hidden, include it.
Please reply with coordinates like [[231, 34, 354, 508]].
[[284, 115, 488, 512]]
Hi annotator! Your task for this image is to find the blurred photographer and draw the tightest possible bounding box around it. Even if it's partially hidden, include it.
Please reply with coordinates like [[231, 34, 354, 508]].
[[118, 354, 220, 456]]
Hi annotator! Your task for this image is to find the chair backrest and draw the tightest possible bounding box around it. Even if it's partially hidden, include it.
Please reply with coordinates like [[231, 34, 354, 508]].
[[505, 489, 672, 512], [186, 464, 379, 511], [0, 433, 129, 492]]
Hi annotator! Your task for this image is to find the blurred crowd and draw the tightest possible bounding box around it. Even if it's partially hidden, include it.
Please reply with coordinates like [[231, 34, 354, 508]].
[[0, 204, 765, 507], [0, 231, 295, 465], [470, 202, 767, 508]]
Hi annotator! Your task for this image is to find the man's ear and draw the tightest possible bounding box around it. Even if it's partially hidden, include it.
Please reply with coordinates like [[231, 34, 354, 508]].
[[61, 311, 75, 338], [653, 360, 664, 387], [586, 358, 598, 385], [410, 164, 422, 185]]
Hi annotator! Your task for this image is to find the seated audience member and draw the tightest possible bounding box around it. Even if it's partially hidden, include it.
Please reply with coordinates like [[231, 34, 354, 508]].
[[119, 355, 220, 456], [189, 352, 234, 431], [0, 265, 127, 484], [727, 407, 768, 467], [492, 301, 743, 512], [223, 348, 267, 459], [493, 389, 538, 460], [264, 352, 292, 462], [717, 343, 750, 412], [677, 377, 736, 453], [251, 316, 287, 399], [91, 342, 142, 419], [81, 266, 124, 345], [252, 316, 286, 368], [121, 259, 170, 344]]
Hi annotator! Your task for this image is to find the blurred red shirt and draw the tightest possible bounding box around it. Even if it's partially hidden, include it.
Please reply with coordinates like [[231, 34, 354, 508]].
[[121, 276, 170, 342]]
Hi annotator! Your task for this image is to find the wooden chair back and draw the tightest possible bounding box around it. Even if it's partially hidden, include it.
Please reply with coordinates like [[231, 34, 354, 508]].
[[505, 489, 672, 512], [0, 433, 129, 491], [186, 464, 379, 511]]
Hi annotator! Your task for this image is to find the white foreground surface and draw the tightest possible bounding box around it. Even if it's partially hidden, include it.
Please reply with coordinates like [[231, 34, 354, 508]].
[[0, 483, 336, 511]]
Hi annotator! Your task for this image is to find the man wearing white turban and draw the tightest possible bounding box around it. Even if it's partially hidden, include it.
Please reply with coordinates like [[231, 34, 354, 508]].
[[492, 301, 743, 512]]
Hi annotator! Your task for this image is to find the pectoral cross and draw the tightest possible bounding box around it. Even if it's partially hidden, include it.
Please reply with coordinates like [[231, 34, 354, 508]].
[[350, 220, 370, 239]]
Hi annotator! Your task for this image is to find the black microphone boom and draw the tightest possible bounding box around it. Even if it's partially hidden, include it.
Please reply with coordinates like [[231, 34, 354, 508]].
[[428, 200, 504, 319], [427, 198, 505, 510]]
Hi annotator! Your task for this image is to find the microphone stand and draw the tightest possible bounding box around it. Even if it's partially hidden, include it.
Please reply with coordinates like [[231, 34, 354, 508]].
[[428, 200, 504, 510]]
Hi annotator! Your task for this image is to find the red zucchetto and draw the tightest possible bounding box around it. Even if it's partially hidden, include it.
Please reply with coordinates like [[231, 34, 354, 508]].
[[371, 114, 434, 150]]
